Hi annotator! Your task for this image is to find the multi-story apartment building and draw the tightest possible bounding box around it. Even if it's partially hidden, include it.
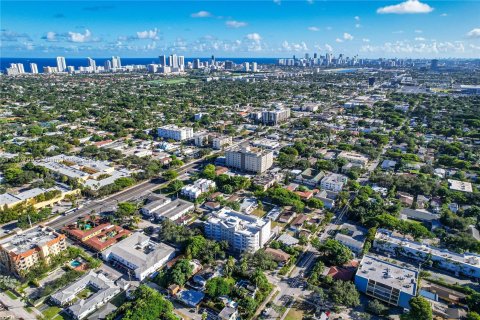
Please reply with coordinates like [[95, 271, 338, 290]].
[[157, 125, 194, 141], [355, 255, 418, 309], [225, 146, 273, 174], [204, 208, 271, 253], [320, 173, 348, 192], [373, 229, 480, 279], [0, 226, 67, 275], [181, 179, 216, 199], [261, 108, 291, 125], [212, 136, 233, 150]]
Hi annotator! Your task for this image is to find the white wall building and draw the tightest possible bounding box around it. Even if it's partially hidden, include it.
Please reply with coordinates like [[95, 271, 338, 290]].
[[205, 208, 271, 253], [320, 173, 348, 192], [373, 229, 480, 280], [225, 146, 273, 174], [102, 232, 176, 281], [261, 108, 291, 125], [212, 136, 232, 150], [157, 125, 194, 141], [181, 179, 216, 199]]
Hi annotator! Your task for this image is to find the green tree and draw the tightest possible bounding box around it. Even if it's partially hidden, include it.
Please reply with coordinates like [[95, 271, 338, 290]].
[[330, 280, 360, 307], [205, 277, 234, 298], [115, 202, 137, 224], [367, 299, 389, 316], [163, 170, 178, 181], [402, 297, 432, 320], [467, 312, 480, 320], [314, 239, 353, 266]]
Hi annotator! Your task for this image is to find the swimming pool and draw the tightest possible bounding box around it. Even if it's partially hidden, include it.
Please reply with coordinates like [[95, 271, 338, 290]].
[[71, 260, 82, 267]]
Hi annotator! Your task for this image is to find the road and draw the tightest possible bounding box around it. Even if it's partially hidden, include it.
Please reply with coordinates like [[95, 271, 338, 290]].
[[45, 134, 256, 230], [46, 160, 201, 229]]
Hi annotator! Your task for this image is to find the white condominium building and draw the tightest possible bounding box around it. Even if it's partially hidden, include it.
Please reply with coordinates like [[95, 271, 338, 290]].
[[261, 108, 291, 125], [205, 208, 271, 253], [157, 125, 194, 141], [320, 173, 348, 192], [212, 136, 233, 150], [225, 146, 273, 174]]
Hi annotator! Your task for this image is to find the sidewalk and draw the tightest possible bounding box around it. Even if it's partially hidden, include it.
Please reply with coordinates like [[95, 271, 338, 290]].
[[0, 291, 42, 320]]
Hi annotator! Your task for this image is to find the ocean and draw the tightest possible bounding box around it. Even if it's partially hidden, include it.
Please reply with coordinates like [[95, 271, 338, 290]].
[[0, 57, 280, 73]]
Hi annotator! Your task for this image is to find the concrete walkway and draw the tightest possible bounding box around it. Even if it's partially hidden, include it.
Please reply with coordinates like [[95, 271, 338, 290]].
[[0, 291, 42, 320]]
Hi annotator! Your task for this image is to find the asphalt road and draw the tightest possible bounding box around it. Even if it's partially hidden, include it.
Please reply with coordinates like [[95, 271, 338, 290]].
[[46, 160, 201, 229]]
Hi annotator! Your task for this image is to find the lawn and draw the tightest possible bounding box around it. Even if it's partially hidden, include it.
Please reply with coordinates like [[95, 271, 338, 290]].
[[42, 306, 64, 320], [5, 290, 17, 299], [76, 287, 92, 300], [250, 208, 266, 218], [284, 307, 304, 320]]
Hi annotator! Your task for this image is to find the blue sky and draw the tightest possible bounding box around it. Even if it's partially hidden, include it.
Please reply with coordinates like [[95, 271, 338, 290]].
[[1, 0, 479, 58]]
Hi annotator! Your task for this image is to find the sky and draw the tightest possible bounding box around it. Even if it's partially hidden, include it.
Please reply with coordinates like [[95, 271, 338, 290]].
[[1, 0, 479, 58]]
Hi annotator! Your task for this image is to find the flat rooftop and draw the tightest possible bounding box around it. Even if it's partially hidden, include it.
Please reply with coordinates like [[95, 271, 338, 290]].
[[357, 255, 418, 295], [448, 179, 473, 193], [375, 229, 480, 268], [102, 232, 175, 272], [151, 198, 194, 220], [0, 226, 61, 254]]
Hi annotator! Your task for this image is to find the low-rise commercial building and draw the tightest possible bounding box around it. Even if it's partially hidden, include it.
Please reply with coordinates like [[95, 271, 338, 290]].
[[205, 208, 271, 253], [0, 226, 67, 274], [50, 270, 121, 320], [157, 125, 193, 141], [373, 229, 480, 279], [143, 198, 194, 223], [63, 217, 131, 252], [102, 232, 176, 281], [225, 146, 273, 174], [355, 255, 418, 309], [0, 186, 79, 209]]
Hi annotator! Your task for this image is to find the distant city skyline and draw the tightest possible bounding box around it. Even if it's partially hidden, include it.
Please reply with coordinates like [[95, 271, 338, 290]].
[[1, 0, 479, 58]]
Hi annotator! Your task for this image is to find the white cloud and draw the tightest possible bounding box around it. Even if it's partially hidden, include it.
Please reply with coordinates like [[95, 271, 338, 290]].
[[393, 30, 405, 34], [326, 26, 333, 31], [415, 37, 426, 41], [336, 38, 343, 43], [306, 0, 314, 4], [308, 26, 320, 32], [343, 32, 354, 40], [362, 38, 370, 43], [273, 0, 281, 5], [415, 29, 423, 34], [354, 16, 360, 21], [246, 33, 262, 41], [46, 31, 56, 42], [136, 28, 158, 40], [191, 11, 211, 18], [360, 40, 465, 55], [377, 0, 434, 14], [226, 20, 247, 28], [355, 24, 361, 28], [467, 28, 480, 38], [281, 41, 308, 52], [68, 29, 92, 43], [325, 44, 333, 52], [440, 13, 448, 17]]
